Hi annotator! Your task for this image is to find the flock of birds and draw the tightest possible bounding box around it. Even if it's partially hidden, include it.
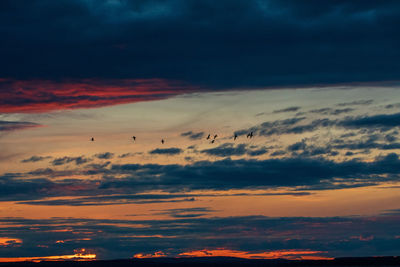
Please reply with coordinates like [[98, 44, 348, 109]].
[[90, 132, 254, 143]]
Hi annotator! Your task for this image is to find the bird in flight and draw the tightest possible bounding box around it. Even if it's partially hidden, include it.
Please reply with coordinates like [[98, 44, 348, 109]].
[[211, 139, 215, 144], [234, 134, 238, 140], [132, 136, 136, 141], [214, 134, 218, 139], [91, 137, 94, 141], [206, 134, 211, 140], [161, 139, 165, 144]]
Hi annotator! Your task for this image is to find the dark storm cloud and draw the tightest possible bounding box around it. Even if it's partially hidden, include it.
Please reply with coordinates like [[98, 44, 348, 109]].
[[201, 143, 268, 157], [0, 214, 399, 259], [149, 148, 183, 155], [0, 120, 40, 131], [181, 131, 205, 140], [1, 0, 400, 102]]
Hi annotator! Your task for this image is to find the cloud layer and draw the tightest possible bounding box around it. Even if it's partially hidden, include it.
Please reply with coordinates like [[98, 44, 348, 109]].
[[1, 214, 399, 259], [0, 79, 195, 113], [1, 0, 400, 112]]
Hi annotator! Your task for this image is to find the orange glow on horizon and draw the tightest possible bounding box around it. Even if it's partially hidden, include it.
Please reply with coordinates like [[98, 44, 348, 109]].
[[133, 248, 333, 260], [0, 249, 96, 263], [178, 249, 333, 260]]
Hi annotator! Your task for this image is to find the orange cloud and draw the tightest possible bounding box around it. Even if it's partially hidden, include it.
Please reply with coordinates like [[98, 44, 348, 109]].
[[0, 237, 22, 247], [0, 78, 198, 113], [133, 251, 166, 259]]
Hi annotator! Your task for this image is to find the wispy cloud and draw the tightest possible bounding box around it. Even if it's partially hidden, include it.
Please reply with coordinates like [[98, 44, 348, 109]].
[[181, 131, 205, 140], [0, 120, 41, 132], [273, 106, 301, 113], [21, 156, 52, 163]]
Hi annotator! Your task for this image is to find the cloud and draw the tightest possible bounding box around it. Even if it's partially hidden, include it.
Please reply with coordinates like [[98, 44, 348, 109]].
[[340, 112, 400, 128], [273, 106, 301, 113], [152, 207, 215, 218], [236, 112, 400, 138], [336, 100, 374, 107], [1, 214, 400, 260], [235, 117, 333, 137], [95, 152, 114, 160], [85, 162, 111, 170], [181, 131, 205, 140], [118, 152, 143, 158], [4, 151, 400, 204], [51, 156, 91, 166], [201, 143, 268, 157], [287, 140, 338, 157], [19, 194, 196, 206], [0, 79, 195, 113], [385, 103, 400, 109], [1, 1, 400, 101], [0, 153, 397, 204], [2, 152, 400, 204], [21, 155, 52, 163], [0, 120, 41, 132], [149, 148, 183, 155], [105, 153, 400, 192], [309, 108, 355, 115], [271, 150, 287, 156]]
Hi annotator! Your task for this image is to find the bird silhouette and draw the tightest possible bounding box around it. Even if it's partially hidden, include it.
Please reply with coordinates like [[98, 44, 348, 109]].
[[211, 139, 215, 144], [214, 134, 218, 139], [206, 134, 211, 140], [234, 134, 238, 140], [161, 139, 165, 144], [91, 137, 94, 141], [247, 132, 254, 138], [132, 136, 136, 141]]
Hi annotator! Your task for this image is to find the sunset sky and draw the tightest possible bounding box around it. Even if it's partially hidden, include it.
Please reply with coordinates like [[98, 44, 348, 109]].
[[1, 0, 400, 261]]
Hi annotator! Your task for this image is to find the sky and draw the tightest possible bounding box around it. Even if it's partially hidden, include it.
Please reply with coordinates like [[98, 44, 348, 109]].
[[1, 0, 400, 261]]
